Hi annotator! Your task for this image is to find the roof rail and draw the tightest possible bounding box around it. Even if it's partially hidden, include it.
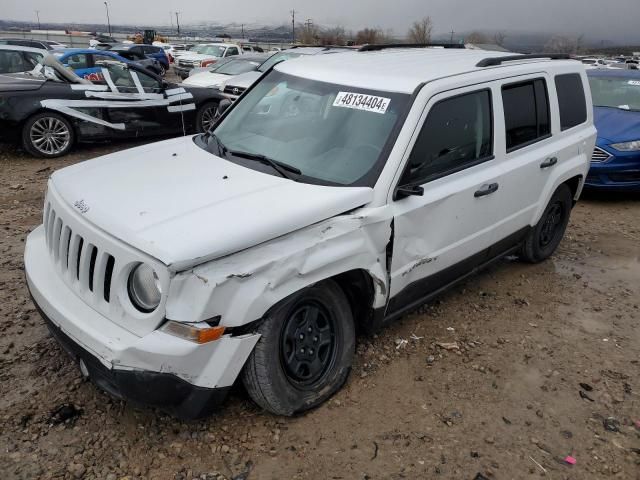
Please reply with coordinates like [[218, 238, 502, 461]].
[[358, 43, 465, 52], [476, 53, 571, 67]]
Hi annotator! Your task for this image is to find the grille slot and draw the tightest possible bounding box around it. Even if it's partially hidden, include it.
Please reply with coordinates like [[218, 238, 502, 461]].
[[591, 147, 612, 162], [76, 237, 84, 281], [104, 255, 115, 302], [88, 245, 98, 292]]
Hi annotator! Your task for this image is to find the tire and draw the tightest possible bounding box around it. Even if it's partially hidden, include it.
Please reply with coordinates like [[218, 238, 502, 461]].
[[158, 64, 166, 76], [22, 112, 74, 158], [241, 280, 355, 416], [195, 101, 219, 133], [520, 184, 573, 263]]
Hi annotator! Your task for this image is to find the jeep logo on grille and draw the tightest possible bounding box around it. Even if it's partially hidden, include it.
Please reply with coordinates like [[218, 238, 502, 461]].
[[73, 199, 90, 214]]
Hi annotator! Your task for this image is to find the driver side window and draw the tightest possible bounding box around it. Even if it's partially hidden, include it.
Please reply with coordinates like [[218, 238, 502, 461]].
[[401, 89, 493, 186]]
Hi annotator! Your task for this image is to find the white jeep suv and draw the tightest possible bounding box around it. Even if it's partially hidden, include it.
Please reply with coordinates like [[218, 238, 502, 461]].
[[25, 47, 596, 418]]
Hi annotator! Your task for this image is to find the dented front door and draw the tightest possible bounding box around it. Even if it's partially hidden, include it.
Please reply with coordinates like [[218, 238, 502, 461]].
[[386, 83, 506, 314]]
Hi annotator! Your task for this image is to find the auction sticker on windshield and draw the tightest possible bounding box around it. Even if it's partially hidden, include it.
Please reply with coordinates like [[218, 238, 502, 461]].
[[333, 92, 390, 114], [628, 80, 640, 86]]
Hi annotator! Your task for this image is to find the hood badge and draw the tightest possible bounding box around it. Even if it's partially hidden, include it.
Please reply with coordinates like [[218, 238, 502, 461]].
[[73, 199, 90, 214]]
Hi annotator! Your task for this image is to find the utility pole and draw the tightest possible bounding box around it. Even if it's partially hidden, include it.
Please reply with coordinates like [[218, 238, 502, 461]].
[[175, 11, 181, 36], [241, 23, 245, 39], [291, 9, 296, 44], [35, 10, 41, 30], [104, 2, 111, 36], [450, 29, 455, 44]]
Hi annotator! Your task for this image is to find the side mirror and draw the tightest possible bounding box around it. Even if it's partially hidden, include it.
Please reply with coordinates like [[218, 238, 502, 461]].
[[395, 184, 424, 200], [217, 98, 232, 116]]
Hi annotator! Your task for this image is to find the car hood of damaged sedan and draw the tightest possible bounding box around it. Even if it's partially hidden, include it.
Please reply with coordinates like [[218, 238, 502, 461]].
[[49, 136, 373, 270]]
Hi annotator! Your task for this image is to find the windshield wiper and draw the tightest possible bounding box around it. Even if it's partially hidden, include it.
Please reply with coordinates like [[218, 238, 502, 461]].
[[228, 150, 301, 180], [202, 131, 228, 158]]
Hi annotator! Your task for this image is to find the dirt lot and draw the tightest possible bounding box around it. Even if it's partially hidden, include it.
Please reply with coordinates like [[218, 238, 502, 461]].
[[1, 140, 639, 480]]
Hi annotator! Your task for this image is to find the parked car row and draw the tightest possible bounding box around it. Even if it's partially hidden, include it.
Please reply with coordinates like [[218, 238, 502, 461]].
[[0, 54, 224, 157]]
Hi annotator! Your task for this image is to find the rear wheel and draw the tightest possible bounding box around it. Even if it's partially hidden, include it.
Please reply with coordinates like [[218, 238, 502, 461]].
[[22, 112, 74, 158], [520, 184, 573, 263], [241, 280, 355, 416], [195, 101, 219, 133]]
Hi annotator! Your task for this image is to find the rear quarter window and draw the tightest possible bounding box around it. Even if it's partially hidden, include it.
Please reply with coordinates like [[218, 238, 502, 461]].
[[502, 79, 551, 152], [555, 73, 587, 130]]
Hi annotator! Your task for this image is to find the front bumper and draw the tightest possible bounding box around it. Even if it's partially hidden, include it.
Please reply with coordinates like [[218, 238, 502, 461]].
[[173, 65, 193, 79], [25, 225, 260, 418], [586, 149, 640, 191], [36, 301, 229, 419]]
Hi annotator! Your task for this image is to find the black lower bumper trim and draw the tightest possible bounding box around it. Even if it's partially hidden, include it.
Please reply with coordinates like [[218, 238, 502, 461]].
[[31, 294, 229, 419]]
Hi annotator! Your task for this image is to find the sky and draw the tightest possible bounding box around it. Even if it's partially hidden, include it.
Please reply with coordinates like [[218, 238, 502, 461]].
[[7, 0, 640, 43]]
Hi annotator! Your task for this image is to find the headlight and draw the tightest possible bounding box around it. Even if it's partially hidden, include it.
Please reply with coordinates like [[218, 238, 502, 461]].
[[128, 264, 162, 312], [610, 140, 640, 151]]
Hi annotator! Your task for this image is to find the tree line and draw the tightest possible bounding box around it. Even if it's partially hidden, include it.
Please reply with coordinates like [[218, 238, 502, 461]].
[[296, 17, 592, 54]]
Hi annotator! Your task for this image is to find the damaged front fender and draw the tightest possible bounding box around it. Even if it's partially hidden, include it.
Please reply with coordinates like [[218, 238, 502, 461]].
[[165, 206, 393, 328]]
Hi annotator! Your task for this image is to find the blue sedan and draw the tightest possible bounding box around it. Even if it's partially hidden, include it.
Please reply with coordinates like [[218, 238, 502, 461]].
[[52, 49, 161, 81], [586, 70, 640, 191]]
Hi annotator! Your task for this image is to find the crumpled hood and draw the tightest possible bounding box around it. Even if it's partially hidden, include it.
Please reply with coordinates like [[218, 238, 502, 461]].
[[50, 136, 373, 270], [594, 107, 640, 144]]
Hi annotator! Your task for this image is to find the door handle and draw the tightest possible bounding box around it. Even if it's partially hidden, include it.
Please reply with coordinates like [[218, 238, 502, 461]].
[[474, 183, 499, 198], [540, 157, 558, 169]]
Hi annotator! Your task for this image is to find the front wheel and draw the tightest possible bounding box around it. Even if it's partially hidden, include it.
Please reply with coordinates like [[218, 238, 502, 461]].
[[241, 280, 355, 416], [22, 112, 74, 158], [520, 184, 573, 263], [195, 101, 219, 133]]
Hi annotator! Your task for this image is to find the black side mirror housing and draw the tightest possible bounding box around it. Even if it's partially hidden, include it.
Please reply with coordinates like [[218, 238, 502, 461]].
[[395, 184, 424, 200], [217, 99, 232, 116]]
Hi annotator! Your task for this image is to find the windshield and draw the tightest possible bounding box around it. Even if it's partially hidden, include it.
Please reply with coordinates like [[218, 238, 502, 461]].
[[589, 76, 640, 111], [200, 70, 410, 186], [193, 45, 226, 56], [258, 52, 303, 72], [214, 59, 259, 75]]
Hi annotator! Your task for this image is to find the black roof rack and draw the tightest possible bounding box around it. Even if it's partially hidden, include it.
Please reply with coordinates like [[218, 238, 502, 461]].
[[358, 43, 465, 52], [476, 53, 571, 67]]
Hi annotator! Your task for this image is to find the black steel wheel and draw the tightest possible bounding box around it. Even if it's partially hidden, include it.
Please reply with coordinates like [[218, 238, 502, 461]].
[[520, 184, 573, 263], [242, 280, 355, 416], [280, 301, 337, 387]]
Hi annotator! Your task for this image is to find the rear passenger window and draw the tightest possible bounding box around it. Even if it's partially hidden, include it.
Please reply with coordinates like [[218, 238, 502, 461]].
[[555, 74, 587, 130], [401, 90, 493, 185], [502, 79, 550, 151]]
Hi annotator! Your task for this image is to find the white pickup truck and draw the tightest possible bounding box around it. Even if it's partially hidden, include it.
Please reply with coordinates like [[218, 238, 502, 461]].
[[173, 43, 242, 79], [26, 47, 595, 419]]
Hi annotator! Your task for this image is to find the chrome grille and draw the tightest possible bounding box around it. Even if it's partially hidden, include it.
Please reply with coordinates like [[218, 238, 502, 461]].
[[178, 59, 195, 68], [44, 202, 116, 304], [223, 85, 246, 96], [591, 146, 612, 163]]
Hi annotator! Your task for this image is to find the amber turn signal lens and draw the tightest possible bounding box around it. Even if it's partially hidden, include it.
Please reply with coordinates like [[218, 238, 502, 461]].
[[161, 321, 225, 344]]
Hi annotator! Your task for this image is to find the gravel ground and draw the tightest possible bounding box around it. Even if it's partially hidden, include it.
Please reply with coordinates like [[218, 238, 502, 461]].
[[0, 139, 639, 480]]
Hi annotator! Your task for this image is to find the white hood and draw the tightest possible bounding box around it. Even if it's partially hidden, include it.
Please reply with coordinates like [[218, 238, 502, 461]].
[[50, 137, 373, 270], [179, 53, 221, 62], [222, 70, 261, 90], [183, 72, 229, 88]]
